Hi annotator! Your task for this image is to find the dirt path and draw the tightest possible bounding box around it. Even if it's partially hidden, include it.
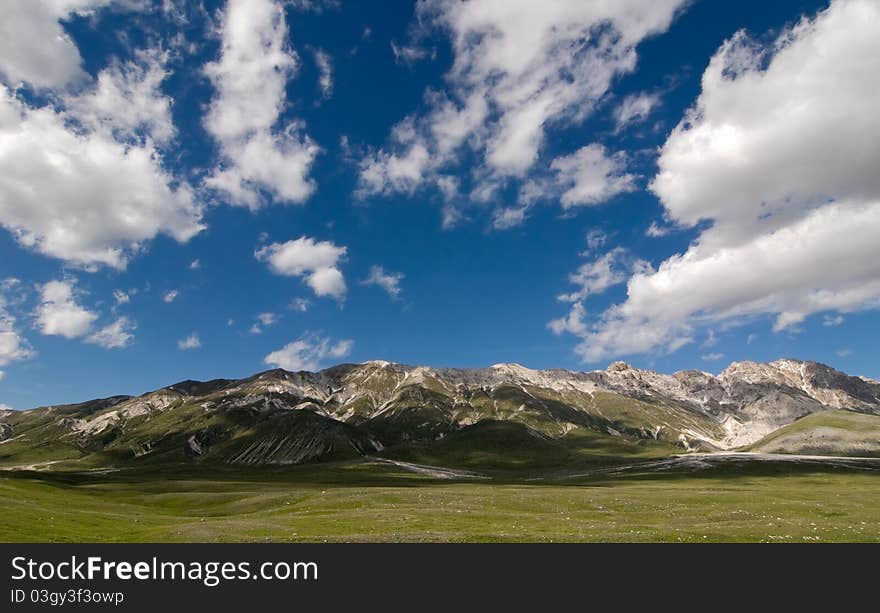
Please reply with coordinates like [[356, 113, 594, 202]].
[[366, 457, 489, 480]]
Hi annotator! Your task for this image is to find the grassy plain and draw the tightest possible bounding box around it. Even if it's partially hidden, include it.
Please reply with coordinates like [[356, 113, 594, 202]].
[[1, 460, 878, 543]]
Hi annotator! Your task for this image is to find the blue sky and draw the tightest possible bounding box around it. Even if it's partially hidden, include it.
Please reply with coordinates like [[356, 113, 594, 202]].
[[1, 0, 878, 409]]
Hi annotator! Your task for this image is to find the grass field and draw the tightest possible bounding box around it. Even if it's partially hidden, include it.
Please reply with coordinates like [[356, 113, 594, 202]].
[[1, 460, 878, 542]]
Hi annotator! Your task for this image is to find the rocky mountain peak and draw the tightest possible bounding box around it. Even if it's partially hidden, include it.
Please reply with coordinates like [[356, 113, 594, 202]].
[[360, 360, 394, 368], [606, 361, 633, 373], [489, 363, 535, 377]]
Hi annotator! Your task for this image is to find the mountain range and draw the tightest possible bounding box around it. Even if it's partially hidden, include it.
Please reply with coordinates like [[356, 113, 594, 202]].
[[1, 358, 879, 471]]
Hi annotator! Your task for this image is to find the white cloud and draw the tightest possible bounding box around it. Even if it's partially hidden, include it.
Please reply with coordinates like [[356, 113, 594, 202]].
[[555, 0, 880, 362], [497, 144, 637, 228], [823, 315, 844, 327], [549, 249, 651, 340], [556, 248, 651, 303], [313, 48, 333, 99], [614, 91, 661, 130], [0, 278, 20, 291], [549, 144, 637, 208], [288, 0, 340, 12], [362, 265, 404, 300], [358, 0, 685, 216], [645, 221, 672, 238], [264, 334, 353, 371], [357, 120, 432, 198], [65, 49, 176, 145], [702, 352, 725, 362], [0, 27, 202, 271], [255, 237, 347, 300], [36, 280, 98, 339], [0, 295, 33, 368], [584, 229, 608, 253], [390, 41, 435, 66], [189, 259, 201, 270], [548, 301, 587, 337], [0, 0, 112, 89], [289, 297, 311, 312], [0, 82, 204, 270], [162, 290, 179, 303], [491, 205, 529, 230], [86, 317, 135, 349], [702, 329, 718, 348], [250, 311, 279, 334], [257, 312, 278, 326], [203, 0, 319, 209], [113, 290, 130, 305], [178, 332, 201, 350]]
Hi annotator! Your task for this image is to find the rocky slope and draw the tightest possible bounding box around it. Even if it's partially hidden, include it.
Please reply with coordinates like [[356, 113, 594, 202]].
[[0, 358, 877, 468]]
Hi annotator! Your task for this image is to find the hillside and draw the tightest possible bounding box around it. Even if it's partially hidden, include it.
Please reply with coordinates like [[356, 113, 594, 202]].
[[748, 410, 880, 457]]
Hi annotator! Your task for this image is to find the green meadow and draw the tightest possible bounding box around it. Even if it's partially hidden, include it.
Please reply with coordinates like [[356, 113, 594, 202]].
[[2, 460, 878, 543]]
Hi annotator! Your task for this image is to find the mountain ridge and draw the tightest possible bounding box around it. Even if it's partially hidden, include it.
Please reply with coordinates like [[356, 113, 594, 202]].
[[1, 358, 878, 469]]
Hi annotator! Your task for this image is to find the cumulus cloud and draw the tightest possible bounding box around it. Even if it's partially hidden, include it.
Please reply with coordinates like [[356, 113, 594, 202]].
[[264, 334, 353, 371], [548, 301, 588, 337], [549, 145, 637, 208], [178, 332, 201, 350], [203, 0, 319, 208], [358, 0, 685, 220], [361, 266, 404, 300], [162, 290, 179, 303], [614, 91, 661, 130], [554, 0, 880, 362], [0, 295, 33, 369], [497, 144, 637, 229], [86, 317, 135, 349], [65, 50, 176, 145], [0, 0, 112, 89], [113, 290, 131, 305], [255, 237, 347, 300], [0, 26, 202, 271], [36, 280, 98, 339], [0, 81, 204, 269]]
